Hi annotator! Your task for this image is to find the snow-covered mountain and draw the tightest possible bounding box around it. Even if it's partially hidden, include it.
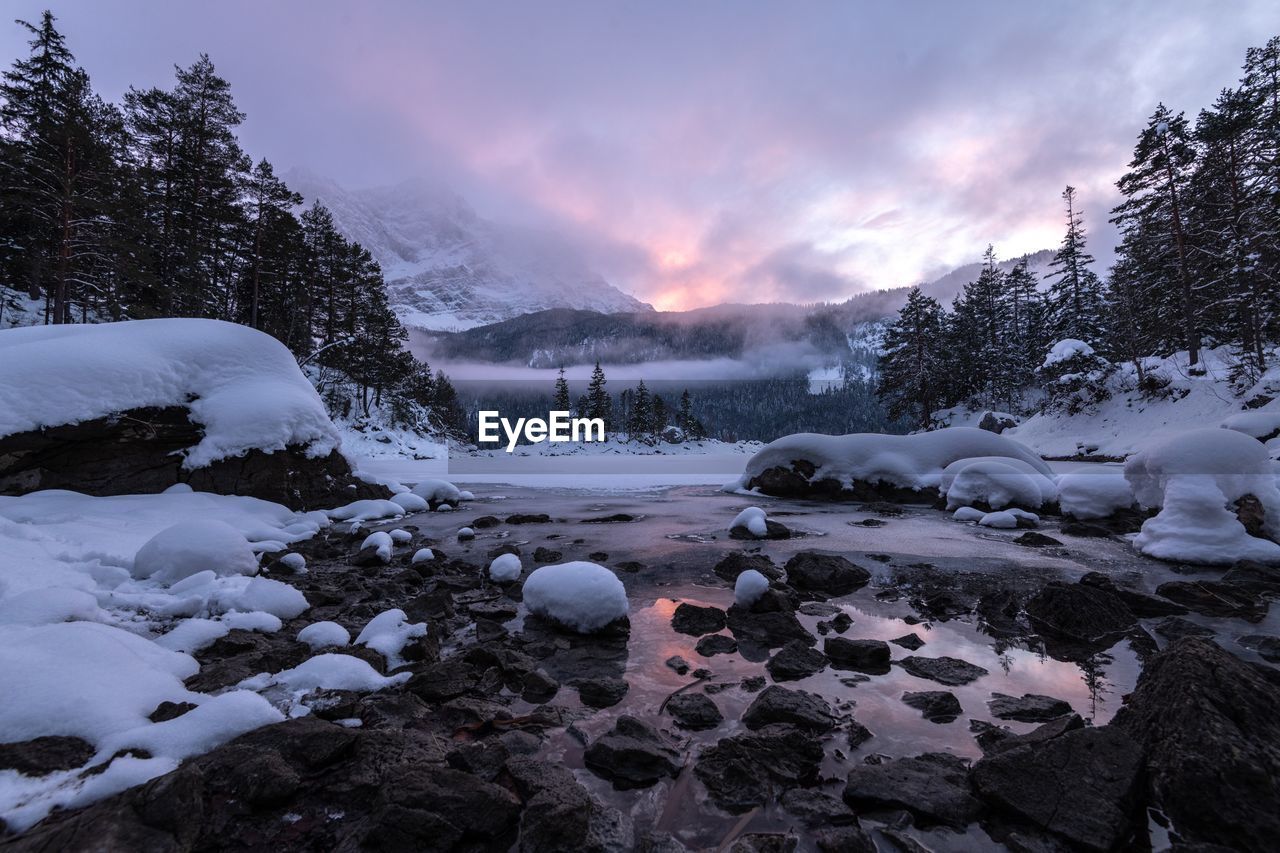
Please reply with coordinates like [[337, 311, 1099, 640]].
[[285, 169, 653, 331]]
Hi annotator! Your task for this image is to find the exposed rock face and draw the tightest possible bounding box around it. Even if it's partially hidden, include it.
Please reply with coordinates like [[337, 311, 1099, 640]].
[[1112, 638, 1280, 852], [0, 406, 388, 510], [1024, 580, 1136, 646]]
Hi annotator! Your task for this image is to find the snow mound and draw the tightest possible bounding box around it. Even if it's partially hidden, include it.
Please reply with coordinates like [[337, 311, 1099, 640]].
[[411, 548, 435, 564], [735, 569, 770, 607], [1221, 411, 1280, 443], [523, 562, 628, 633], [941, 457, 1057, 510], [360, 531, 394, 562], [952, 507, 986, 522], [132, 520, 259, 584], [458, 527, 475, 539], [0, 587, 104, 626], [730, 506, 769, 538], [978, 509, 1038, 529], [1042, 338, 1094, 369], [739, 427, 1049, 494], [489, 553, 522, 582], [389, 492, 429, 512], [1057, 470, 1135, 519], [355, 609, 426, 667], [328, 499, 405, 523], [0, 319, 339, 468], [297, 621, 351, 650], [410, 478, 462, 505], [1126, 428, 1280, 563], [243, 653, 410, 695]]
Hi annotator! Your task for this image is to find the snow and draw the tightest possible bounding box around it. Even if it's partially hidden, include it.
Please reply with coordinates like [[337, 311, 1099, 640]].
[[489, 553, 522, 582], [410, 478, 463, 505], [360, 531, 394, 562], [522, 562, 629, 633], [241, 652, 410, 695], [297, 621, 351, 650], [327, 499, 405, 523], [390, 491, 429, 512], [278, 552, 307, 573], [132, 520, 260, 584], [1125, 428, 1280, 563], [0, 587, 104, 626], [952, 507, 986, 522], [458, 527, 475, 539], [1057, 470, 1135, 519], [940, 457, 1057, 510], [354, 609, 427, 668], [730, 506, 769, 538], [411, 548, 435, 564], [737, 427, 1051, 494], [96, 690, 283, 764], [735, 569, 770, 607], [977, 509, 1039, 529], [1042, 338, 1095, 369], [0, 319, 339, 468], [388, 528, 413, 544], [1221, 411, 1280, 443]]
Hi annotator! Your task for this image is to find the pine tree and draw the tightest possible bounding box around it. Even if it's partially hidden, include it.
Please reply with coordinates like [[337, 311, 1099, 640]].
[[240, 159, 301, 330], [651, 393, 668, 441], [877, 287, 946, 429], [1005, 257, 1047, 388], [586, 361, 612, 428], [629, 379, 651, 441], [1045, 186, 1106, 344], [957, 246, 1018, 410], [678, 389, 695, 436], [553, 366, 571, 411]]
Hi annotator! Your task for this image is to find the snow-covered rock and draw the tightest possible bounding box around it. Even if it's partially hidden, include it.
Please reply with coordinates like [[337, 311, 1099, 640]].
[[1057, 470, 1135, 520], [734, 569, 770, 607], [354, 609, 427, 668], [328, 499, 405, 523], [389, 491, 429, 512], [940, 457, 1057, 510], [297, 621, 351, 650], [1221, 411, 1280, 443], [411, 548, 435, 564], [977, 508, 1038, 529], [409, 478, 463, 507], [522, 562, 628, 633], [488, 553, 522, 582], [360, 531, 394, 563], [132, 520, 260, 584], [241, 653, 409, 695], [730, 506, 769, 538], [1042, 338, 1094, 369]]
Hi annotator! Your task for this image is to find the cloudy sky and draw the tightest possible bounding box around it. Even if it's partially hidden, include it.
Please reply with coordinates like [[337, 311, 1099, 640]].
[[4, 2, 1274, 310]]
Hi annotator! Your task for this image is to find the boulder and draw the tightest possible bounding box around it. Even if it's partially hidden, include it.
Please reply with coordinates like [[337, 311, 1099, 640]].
[[505, 757, 636, 853], [765, 640, 828, 681], [1024, 580, 1135, 646], [671, 603, 727, 636], [742, 685, 836, 732], [843, 753, 982, 828], [1154, 580, 1268, 622], [897, 655, 989, 686], [901, 690, 962, 723], [783, 552, 871, 596], [713, 553, 781, 582], [665, 693, 723, 730], [695, 634, 738, 657], [583, 716, 680, 790], [823, 637, 890, 673], [694, 724, 824, 813], [987, 692, 1073, 722]]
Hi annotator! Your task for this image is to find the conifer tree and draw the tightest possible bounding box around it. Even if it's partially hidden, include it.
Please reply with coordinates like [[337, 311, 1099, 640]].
[[877, 287, 946, 429], [586, 361, 612, 428], [1045, 186, 1106, 344], [553, 366, 571, 411]]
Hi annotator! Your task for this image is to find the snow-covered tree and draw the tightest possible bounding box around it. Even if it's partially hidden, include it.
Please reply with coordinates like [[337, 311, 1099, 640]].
[[1045, 186, 1106, 345], [877, 287, 947, 429]]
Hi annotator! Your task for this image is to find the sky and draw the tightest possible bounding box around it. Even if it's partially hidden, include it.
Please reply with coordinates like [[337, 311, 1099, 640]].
[[3, 1, 1275, 310]]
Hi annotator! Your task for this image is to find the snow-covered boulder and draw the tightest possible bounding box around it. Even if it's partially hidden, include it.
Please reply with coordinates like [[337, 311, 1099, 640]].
[[1125, 428, 1280, 564], [736, 427, 1050, 502], [728, 506, 788, 539], [941, 457, 1057, 511], [355, 608, 427, 668], [409, 478, 463, 510], [1057, 470, 1136, 520], [734, 569, 770, 607], [132, 520, 259, 584], [0, 319, 389, 508], [489, 553, 522, 582], [297, 621, 351, 650], [522, 562, 629, 633], [1221, 411, 1280, 445]]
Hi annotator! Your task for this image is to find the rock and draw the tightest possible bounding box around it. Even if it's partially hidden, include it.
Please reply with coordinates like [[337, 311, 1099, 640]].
[[583, 716, 680, 790], [1078, 572, 1188, 618], [666, 693, 723, 730], [843, 752, 982, 828], [1237, 634, 1280, 662], [901, 690, 962, 723], [532, 546, 563, 563], [1152, 615, 1214, 641], [713, 552, 781, 582], [0, 405, 389, 509], [726, 604, 814, 650], [1221, 560, 1280, 596], [505, 757, 636, 852], [665, 655, 691, 675], [671, 602, 727, 636], [766, 640, 828, 681], [695, 634, 738, 657], [471, 515, 501, 528], [582, 513, 637, 524], [971, 726, 1143, 852], [1154, 580, 1268, 622], [982, 714, 1085, 756], [1060, 520, 1114, 538], [572, 677, 630, 709], [897, 655, 989, 686], [727, 833, 798, 852], [813, 826, 877, 852], [0, 735, 95, 775], [521, 669, 559, 703], [823, 637, 890, 673], [987, 693, 1072, 722], [1112, 638, 1280, 851], [798, 602, 841, 617], [1025, 580, 1136, 645], [742, 685, 836, 732], [783, 552, 871, 596], [352, 543, 391, 567], [978, 411, 1018, 433], [890, 632, 925, 650], [1014, 531, 1062, 547], [694, 724, 824, 813], [506, 513, 552, 524], [779, 788, 857, 827], [405, 660, 478, 703]]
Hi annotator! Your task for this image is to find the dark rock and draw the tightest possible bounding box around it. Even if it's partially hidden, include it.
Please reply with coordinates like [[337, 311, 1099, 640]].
[[1112, 638, 1280, 851], [1060, 520, 1115, 538], [572, 677, 630, 709], [798, 602, 841, 617], [766, 640, 828, 681], [1155, 580, 1268, 622], [471, 515, 501, 528], [741, 675, 767, 692], [897, 655, 989, 686], [405, 660, 478, 703], [0, 735, 95, 775], [1015, 531, 1062, 547], [521, 669, 559, 703], [665, 655, 691, 675], [971, 726, 1143, 852], [824, 637, 890, 673], [982, 714, 1085, 756], [695, 634, 738, 657], [779, 788, 857, 827], [726, 603, 814, 650], [1078, 571, 1188, 617], [532, 546, 563, 563], [978, 411, 1018, 433], [149, 701, 198, 723], [369, 765, 521, 849], [582, 513, 637, 524], [583, 716, 680, 790], [1237, 634, 1280, 662], [1222, 560, 1280, 596], [890, 632, 925, 650], [813, 826, 877, 852], [694, 724, 825, 812], [727, 833, 798, 852], [1025, 580, 1136, 645], [671, 602, 727, 636], [987, 692, 1072, 722], [1153, 615, 1214, 641], [506, 757, 636, 852], [665, 693, 723, 730], [843, 752, 982, 828], [730, 518, 791, 540], [742, 685, 835, 732], [507, 513, 551, 524], [783, 552, 871, 596], [713, 552, 781, 582], [901, 690, 962, 723]]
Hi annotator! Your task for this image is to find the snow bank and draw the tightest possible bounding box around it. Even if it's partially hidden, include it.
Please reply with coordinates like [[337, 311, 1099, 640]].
[[0, 319, 340, 468], [738, 427, 1050, 494], [522, 562, 628, 633], [354, 609, 426, 668], [735, 569, 770, 607], [1221, 411, 1280, 443], [133, 520, 260, 584], [730, 506, 769, 537], [489, 553, 522, 582], [1125, 428, 1280, 563], [327, 499, 405, 523], [1057, 470, 1135, 519], [940, 457, 1057, 510], [390, 491, 429, 512]]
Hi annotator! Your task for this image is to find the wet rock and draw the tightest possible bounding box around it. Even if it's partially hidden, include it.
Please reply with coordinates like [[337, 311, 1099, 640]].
[[813, 826, 877, 852], [369, 765, 522, 849], [981, 714, 1085, 756], [783, 552, 871, 596], [671, 602, 727, 636], [971, 726, 1143, 852], [665, 693, 723, 730], [890, 632, 925, 650], [532, 546, 563, 563], [471, 515, 501, 528], [1221, 560, 1280, 596], [583, 716, 680, 790], [766, 640, 828, 681], [572, 676, 630, 708], [843, 752, 982, 828], [730, 519, 791, 540], [897, 655, 989, 686], [727, 833, 798, 852], [1237, 634, 1280, 662], [1014, 531, 1062, 547], [901, 690, 962, 723], [780, 789, 857, 827], [741, 675, 767, 692], [521, 669, 559, 703], [1154, 580, 1268, 622], [694, 723, 825, 813], [726, 604, 814, 651], [975, 589, 1025, 637], [798, 602, 841, 617], [505, 756, 636, 853], [665, 655, 691, 675], [1060, 520, 1114, 538], [1078, 571, 1188, 618], [742, 685, 836, 732], [695, 634, 738, 657], [1025, 580, 1136, 646], [1151, 617, 1213, 645], [987, 692, 1072, 722], [582, 513, 637, 524], [405, 660, 478, 703], [149, 701, 198, 723], [713, 552, 781, 582], [351, 543, 391, 567], [824, 637, 890, 673], [0, 735, 95, 775], [1112, 638, 1280, 851], [507, 513, 551, 524]]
